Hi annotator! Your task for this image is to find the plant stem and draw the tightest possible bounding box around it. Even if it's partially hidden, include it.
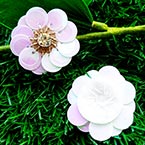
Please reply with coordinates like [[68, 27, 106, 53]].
[[91, 21, 108, 31], [0, 23, 145, 51], [0, 45, 10, 51], [77, 25, 145, 40]]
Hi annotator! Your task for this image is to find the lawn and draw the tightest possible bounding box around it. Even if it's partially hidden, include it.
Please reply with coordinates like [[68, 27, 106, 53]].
[[0, 0, 145, 145]]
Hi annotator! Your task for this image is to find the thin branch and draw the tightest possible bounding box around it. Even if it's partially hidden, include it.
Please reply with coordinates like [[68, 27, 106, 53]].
[[77, 25, 145, 40], [0, 23, 145, 51], [0, 45, 10, 51]]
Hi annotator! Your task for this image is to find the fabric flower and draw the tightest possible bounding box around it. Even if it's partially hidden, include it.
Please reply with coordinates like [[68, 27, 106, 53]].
[[10, 7, 80, 75], [67, 66, 136, 141]]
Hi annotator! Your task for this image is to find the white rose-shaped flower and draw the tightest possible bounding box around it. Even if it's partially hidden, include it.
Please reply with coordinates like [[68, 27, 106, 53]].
[[67, 66, 136, 141]]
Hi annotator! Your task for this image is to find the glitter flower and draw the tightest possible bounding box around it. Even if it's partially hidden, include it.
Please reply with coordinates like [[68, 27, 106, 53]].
[[67, 66, 136, 141], [10, 7, 80, 75]]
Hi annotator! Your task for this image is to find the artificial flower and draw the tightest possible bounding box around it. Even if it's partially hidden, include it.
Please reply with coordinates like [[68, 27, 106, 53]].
[[67, 66, 136, 141], [10, 7, 80, 75]]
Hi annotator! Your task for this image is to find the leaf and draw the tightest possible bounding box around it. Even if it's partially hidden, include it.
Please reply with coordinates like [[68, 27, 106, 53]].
[[83, 0, 93, 6], [0, 0, 93, 30]]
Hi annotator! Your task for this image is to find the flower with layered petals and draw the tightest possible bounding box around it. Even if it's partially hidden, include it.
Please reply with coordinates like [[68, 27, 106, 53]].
[[10, 7, 80, 75], [67, 66, 136, 141]]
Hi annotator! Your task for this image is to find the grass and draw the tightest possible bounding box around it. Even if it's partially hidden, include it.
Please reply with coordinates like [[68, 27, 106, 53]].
[[0, 0, 145, 144]]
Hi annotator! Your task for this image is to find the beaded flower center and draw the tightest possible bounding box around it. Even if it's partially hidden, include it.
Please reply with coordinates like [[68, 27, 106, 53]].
[[30, 26, 57, 54], [37, 33, 52, 47]]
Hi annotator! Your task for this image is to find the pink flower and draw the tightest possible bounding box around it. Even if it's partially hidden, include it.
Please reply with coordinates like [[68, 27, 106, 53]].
[[10, 7, 80, 75], [67, 66, 136, 141]]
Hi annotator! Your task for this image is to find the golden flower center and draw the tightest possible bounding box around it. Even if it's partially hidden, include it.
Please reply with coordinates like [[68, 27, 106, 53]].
[[30, 26, 57, 55], [37, 33, 51, 47]]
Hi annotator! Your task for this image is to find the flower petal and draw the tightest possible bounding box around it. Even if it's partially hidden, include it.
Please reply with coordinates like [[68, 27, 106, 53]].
[[99, 66, 125, 82], [56, 21, 77, 43], [113, 104, 134, 130], [67, 89, 78, 104], [32, 64, 46, 75], [118, 81, 136, 104], [78, 122, 90, 132], [57, 39, 80, 57], [89, 123, 113, 141], [41, 53, 61, 73], [19, 47, 41, 71], [50, 48, 72, 67], [25, 7, 48, 29], [67, 104, 88, 126], [124, 101, 136, 113], [111, 127, 122, 136], [72, 75, 90, 96], [10, 34, 31, 56], [99, 65, 120, 74], [11, 25, 33, 38], [77, 80, 123, 124], [87, 70, 99, 79], [18, 15, 27, 26], [48, 9, 68, 31]]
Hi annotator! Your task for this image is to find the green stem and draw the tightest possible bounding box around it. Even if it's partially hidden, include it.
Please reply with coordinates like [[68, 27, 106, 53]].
[[0, 23, 145, 51], [0, 45, 10, 51], [77, 25, 145, 40], [91, 21, 108, 31]]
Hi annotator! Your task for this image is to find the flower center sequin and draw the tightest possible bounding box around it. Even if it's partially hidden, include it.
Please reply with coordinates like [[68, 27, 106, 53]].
[[30, 26, 57, 54], [37, 33, 52, 47]]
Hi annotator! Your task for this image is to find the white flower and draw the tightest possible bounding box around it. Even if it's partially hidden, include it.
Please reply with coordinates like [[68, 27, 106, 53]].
[[67, 66, 136, 141], [10, 7, 80, 75]]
